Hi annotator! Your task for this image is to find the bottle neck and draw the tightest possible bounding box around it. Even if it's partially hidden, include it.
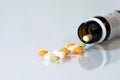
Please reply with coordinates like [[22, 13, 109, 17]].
[[95, 16, 111, 41]]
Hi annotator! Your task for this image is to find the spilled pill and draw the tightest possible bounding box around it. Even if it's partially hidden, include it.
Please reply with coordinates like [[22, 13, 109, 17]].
[[74, 47, 84, 53], [79, 43, 86, 47], [52, 56, 60, 61], [62, 49, 71, 55], [61, 47, 67, 51], [53, 49, 66, 58], [67, 43, 75, 48], [39, 50, 48, 56], [44, 53, 53, 61]]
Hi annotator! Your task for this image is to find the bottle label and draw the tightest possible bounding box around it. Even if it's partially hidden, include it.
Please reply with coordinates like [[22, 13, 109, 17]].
[[104, 11, 120, 39]]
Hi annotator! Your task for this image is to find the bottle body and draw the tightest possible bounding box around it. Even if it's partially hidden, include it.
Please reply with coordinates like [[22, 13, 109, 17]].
[[104, 11, 120, 39], [78, 10, 120, 44]]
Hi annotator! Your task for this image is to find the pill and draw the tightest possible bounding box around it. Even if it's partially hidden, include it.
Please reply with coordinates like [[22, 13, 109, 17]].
[[52, 56, 60, 61], [61, 47, 67, 51], [83, 34, 93, 42], [44, 52, 53, 61], [62, 49, 71, 55], [55, 52, 65, 58], [74, 47, 84, 53], [67, 45, 78, 51], [39, 50, 48, 56], [79, 43, 86, 47], [53, 49, 61, 54], [67, 43, 75, 48], [53, 49, 66, 58]]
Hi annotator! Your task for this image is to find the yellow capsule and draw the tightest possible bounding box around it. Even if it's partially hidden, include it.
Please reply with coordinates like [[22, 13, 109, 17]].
[[74, 47, 84, 53], [67, 43, 75, 48], [39, 50, 48, 56]]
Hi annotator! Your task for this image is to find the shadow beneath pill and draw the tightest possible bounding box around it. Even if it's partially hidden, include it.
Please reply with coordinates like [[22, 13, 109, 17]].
[[78, 37, 120, 70]]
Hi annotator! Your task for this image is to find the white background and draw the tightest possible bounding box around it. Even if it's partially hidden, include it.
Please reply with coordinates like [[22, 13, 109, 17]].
[[0, 0, 120, 80]]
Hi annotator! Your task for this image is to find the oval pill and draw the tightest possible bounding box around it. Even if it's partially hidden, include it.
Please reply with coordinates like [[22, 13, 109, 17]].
[[63, 49, 71, 55], [61, 47, 67, 51], [53, 49, 66, 58], [79, 43, 86, 47], [52, 56, 60, 61], [39, 50, 48, 56], [74, 47, 84, 53], [67, 43, 75, 48], [44, 53, 53, 61]]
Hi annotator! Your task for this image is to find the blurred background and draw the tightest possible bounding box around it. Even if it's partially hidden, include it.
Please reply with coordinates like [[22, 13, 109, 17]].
[[0, 0, 120, 80]]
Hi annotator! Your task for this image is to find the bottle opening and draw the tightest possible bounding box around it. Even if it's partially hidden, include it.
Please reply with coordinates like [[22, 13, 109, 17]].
[[78, 21, 102, 44]]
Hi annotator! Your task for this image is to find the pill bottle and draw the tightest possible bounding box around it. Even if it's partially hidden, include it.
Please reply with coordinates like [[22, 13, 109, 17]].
[[78, 10, 120, 44]]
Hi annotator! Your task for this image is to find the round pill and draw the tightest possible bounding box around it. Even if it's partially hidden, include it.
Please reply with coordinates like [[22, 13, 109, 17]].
[[67, 43, 75, 48], [61, 47, 67, 51], [74, 47, 84, 53], [52, 56, 60, 61], [44, 53, 53, 61], [39, 50, 48, 56], [79, 43, 86, 47], [53, 49, 61, 54], [56, 52, 65, 58], [53, 49, 66, 58]]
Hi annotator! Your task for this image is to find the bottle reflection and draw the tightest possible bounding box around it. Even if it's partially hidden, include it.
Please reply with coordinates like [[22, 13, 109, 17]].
[[79, 37, 120, 70]]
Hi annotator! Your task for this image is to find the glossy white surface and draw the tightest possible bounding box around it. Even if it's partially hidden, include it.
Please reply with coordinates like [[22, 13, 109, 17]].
[[0, 0, 120, 80]]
